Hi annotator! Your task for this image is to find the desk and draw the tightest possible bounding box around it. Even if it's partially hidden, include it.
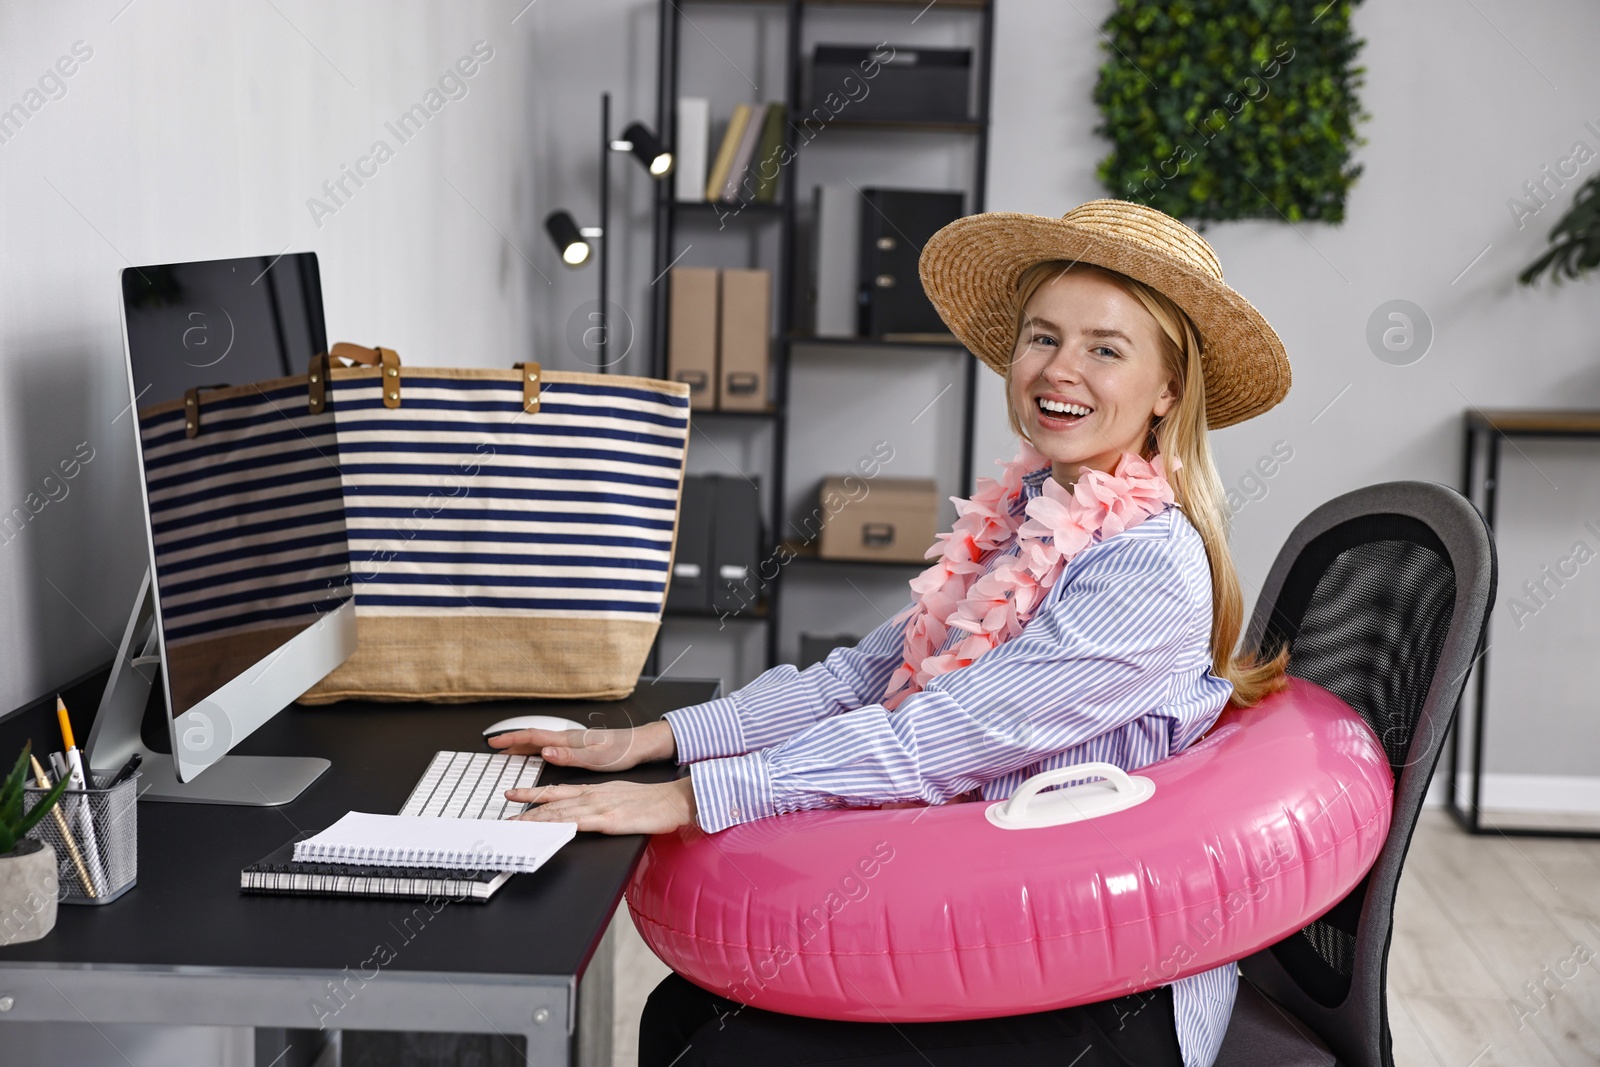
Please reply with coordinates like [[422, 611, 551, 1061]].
[[0, 669, 718, 1066], [1457, 408, 1600, 838]]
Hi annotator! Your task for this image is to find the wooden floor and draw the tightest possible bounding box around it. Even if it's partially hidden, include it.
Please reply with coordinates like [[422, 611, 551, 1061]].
[[1387, 811, 1600, 1066], [607, 809, 1600, 1066]]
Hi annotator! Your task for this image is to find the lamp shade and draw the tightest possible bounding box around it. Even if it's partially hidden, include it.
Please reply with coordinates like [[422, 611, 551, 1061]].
[[621, 122, 673, 178], [544, 210, 591, 267]]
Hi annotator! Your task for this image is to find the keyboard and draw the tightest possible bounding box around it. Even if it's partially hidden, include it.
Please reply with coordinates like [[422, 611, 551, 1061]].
[[398, 751, 545, 821]]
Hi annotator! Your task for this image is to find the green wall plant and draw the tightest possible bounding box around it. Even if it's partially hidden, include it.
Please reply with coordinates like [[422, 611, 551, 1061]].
[[1094, 1, 1367, 224]]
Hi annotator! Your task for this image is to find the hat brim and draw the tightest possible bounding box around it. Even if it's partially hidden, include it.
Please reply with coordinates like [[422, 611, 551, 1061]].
[[918, 212, 1290, 429]]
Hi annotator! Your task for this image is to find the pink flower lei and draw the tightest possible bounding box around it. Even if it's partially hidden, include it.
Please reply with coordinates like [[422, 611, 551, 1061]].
[[880, 441, 1179, 710]]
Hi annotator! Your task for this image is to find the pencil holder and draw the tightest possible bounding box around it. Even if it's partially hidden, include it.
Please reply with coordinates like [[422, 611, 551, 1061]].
[[24, 771, 139, 905]]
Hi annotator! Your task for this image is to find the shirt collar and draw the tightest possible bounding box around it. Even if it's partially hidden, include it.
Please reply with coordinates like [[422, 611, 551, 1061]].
[[1013, 465, 1052, 514], [1021, 465, 1053, 498]]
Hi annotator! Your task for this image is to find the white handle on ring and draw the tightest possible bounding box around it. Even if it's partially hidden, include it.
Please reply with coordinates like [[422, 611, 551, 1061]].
[[986, 761, 1156, 830]]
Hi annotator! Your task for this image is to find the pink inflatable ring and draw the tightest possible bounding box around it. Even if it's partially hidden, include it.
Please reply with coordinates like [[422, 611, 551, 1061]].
[[626, 678, 1394, 1021]]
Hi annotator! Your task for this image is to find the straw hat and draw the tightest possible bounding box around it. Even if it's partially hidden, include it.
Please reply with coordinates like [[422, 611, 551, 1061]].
[[918, 199, 1290, 429]]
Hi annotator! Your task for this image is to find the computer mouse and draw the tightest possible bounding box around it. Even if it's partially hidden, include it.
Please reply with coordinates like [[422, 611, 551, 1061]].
[[482, 714, 591, 738]]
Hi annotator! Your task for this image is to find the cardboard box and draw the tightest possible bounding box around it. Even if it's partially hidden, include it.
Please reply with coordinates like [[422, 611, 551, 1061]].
[[816, 476, 939, 563], [718, 268, 770, 411], [668, 267, 719, 410]]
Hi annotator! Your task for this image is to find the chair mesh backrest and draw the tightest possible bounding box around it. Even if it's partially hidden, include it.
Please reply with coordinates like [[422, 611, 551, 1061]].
[[1286, 535, 1457, 776], [1255, 517, 1456, 1002]]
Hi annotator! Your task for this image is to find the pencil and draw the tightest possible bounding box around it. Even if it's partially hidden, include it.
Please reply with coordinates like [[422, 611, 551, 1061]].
[[56, 697, 76, 753], [55, 695, 108, 896], [29, 755, 97, 899]]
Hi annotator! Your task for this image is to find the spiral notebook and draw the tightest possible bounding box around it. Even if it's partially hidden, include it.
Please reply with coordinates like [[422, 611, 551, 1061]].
[[292, 812, 577, 874], [241, 841, 515, 903]]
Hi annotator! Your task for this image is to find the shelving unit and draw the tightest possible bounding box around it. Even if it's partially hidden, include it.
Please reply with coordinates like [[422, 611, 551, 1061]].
[[650, 0, 994, 674]]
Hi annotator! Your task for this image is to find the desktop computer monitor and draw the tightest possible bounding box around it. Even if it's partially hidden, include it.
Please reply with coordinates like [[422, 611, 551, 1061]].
[[85, 253, 357, 805]]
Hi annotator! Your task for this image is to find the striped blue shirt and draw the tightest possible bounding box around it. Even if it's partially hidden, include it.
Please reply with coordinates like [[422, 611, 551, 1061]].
[[664, 465, 1238, 1067]]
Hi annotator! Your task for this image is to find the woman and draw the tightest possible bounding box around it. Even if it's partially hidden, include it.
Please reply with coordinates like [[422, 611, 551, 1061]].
[[495, 200, 1292, 1067]]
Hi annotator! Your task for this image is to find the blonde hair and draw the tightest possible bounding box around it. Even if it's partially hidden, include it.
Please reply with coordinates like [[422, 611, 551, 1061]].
[[1007, 261, 1288, 708]]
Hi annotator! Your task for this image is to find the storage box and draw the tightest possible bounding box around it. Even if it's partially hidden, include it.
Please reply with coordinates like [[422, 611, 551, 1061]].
[[857, 189, 965, 337], [710, 476, 762, 614], [809, 45, 972, 124], [668, 267, 720, 409], [666, 475, 715, 613], [816, 477, 939, 563], [719, 268, 771, 410], [667, 474, 764, 614]]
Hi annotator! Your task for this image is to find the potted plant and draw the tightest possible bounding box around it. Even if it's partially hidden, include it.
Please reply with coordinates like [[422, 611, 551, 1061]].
[[1520, 172, 1600, 285], [1, 741, 71, 945]]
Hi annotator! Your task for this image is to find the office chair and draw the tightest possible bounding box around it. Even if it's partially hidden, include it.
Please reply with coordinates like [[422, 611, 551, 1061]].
[[1214, 481, 1497, 1067]]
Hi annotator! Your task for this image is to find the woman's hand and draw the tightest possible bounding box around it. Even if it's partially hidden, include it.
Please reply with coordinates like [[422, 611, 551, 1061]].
[[508, 775, 698, 835], [487, 719, 677, 772]]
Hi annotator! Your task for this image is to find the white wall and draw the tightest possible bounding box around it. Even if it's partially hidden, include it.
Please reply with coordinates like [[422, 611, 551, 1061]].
[[0, 0, 665, 714], [980, 0, 1600, 801], [4, 0, 1600, 803]]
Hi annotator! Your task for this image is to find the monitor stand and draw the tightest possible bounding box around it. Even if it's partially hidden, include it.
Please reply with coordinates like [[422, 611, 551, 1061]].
[[83, 571, 331, 806]]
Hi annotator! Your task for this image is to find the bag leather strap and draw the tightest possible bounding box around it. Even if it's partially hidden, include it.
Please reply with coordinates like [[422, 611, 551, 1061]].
[[513, 361, 542, 415], [330, 343, 402, 408], [307, 352, 331, 414], [183, 383, 232, 438]]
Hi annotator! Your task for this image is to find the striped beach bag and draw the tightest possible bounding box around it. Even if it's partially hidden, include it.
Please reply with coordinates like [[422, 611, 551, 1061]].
[[144, 345, 691, 704], [307, 347, 691, 702]]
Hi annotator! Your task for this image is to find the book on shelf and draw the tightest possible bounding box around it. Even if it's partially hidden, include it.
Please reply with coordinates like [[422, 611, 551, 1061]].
[[720, 105, 766, 202], [751, 102, 786, 203], [701, 102, 786, 205], [812, 184, 862, 338], [675, 97, 710, 203], [705, 103, 753, 202]]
